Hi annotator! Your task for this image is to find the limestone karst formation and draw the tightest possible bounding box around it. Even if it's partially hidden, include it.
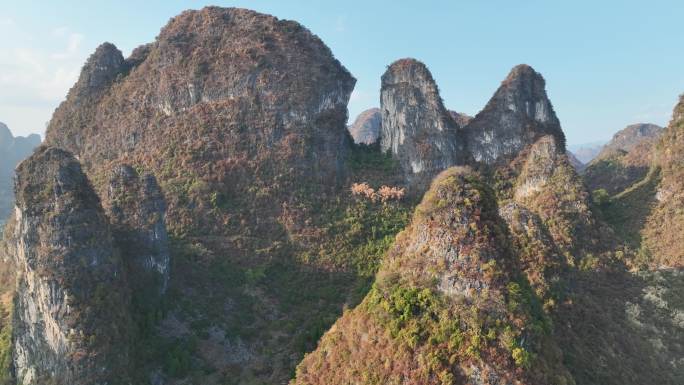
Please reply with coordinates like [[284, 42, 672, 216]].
[[0, 5, 682, 385]]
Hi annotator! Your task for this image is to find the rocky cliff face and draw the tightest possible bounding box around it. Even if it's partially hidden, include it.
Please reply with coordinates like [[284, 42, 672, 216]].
[[294, 168, 571, 385], [47, 7, 355, 191], [41, 7, 357, 383], [105, 164, 170, 295], [46, 6, 355, 237], [464, 65, 566, 165], [348, 107, 381, 145], [0, 123, 41, 225], [380, 59, 464, 187], [378, 62, 565, 189], [70, 42, 127, 102], [9, 147, 131, 385]]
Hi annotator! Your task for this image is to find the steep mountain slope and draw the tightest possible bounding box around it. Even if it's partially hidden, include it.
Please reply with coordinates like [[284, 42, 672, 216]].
[[380, 59, 464, 188], [348, 108, 381, 145], [297, 57, 683, 385], [597, 123, 663, 158], [378, 61, 566, 192], [463, 65, 566, 165], [583, 123, 663, 195], [559, 98, 684, 384], [294, 168, 572, 385], [7, 147, 132, 385], [37, 7, 413, 384], [565, 151, 584, 171], [642, 97, 684, 267], [584, 98, 683, 268], [0, 123, 40, 225], [1, 5, 681, 385], [105, 164, 171, 298], [554, 267, 683, 385], [567, 142, 604, 164]]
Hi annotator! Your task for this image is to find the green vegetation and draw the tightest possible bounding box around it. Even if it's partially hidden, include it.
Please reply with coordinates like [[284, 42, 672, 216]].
[[598, 167, 661, 251], [591, 188, 611, 208], [362, 274, 546, 380], [349, 142, 397, 173], [583, 154, 649, 195], [308, 198, 411, 276], [0, 306, 11, 385], [163, 338, 196, 378]]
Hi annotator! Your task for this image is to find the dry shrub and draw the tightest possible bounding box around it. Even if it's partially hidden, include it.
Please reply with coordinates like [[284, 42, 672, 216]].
[[351, 182, 405, 203]]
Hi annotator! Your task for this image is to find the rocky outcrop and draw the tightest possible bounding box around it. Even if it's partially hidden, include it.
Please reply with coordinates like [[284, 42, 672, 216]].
[[294, 167, 572, 385], [448, 110, 473, 128], [45, 6, 356, 234], [0, 122, 41, 224], [105, 164, 170, 295], [348, 108, 381, 144], [376, 62, 566, 187], [513, 135, 599, 259], [380, 59, 464, 187], [41, 7, 356, 383], [514, 136, 562, 199], [596, 123, 662, 159], [70, 42, 126, 101], [46, 7, 355, 189], [498, 202, 564, 295], [9, 146, 131, 385], [464, 65, 565, 164]]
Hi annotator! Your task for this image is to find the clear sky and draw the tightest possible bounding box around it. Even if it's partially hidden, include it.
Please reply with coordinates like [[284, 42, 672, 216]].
[[1, 0, 683, 145]]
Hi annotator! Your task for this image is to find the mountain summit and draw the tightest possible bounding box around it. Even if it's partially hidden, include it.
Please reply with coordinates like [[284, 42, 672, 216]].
[[464, 64, 565, 164], [380, 58, 464, 187]]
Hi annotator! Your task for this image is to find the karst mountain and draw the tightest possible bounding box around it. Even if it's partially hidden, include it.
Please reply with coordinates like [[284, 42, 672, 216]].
[[0, 6, 681, 385]]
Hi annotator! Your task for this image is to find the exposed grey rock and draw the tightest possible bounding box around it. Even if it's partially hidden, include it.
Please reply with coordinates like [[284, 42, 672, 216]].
[[72, 42, 126, 100], [105, 164, 170, 294], [514, 135, 561, 199], [348, 108, 381, 145], [464, 64, 565, 164], [380, 58, 464, 187], [42, 8, 357, 384], [10, 146, 131, 385], [46, 7, 356, 188]]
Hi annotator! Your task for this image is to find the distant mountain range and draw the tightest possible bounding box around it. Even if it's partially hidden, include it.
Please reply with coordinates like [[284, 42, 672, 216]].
[[567, 140, 606, 164], [0, 122, 41, 225]]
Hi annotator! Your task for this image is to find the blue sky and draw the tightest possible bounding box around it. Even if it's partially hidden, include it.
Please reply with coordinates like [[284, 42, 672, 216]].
[[1, 0, 683, 145]]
